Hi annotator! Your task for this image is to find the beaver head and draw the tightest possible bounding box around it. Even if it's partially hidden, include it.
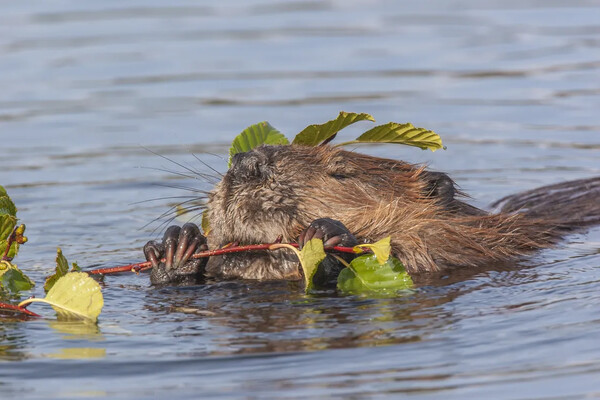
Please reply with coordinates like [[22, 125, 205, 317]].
[[205, 144, 442, 250]]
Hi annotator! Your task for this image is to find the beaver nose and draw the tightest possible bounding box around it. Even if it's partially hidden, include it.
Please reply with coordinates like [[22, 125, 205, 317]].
[[230, 152, 248, 168], [230, 150, 268, 179]]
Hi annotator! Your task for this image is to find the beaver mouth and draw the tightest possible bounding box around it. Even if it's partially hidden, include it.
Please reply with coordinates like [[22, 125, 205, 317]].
[[220, 237, 284, 248], [205, 236, 303, 281]]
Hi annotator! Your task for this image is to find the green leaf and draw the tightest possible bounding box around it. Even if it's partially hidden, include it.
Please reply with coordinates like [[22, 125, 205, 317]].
[[337, 255, 413, 294], [0, 212, 18, 259], [0, 284, 9, 300], [298, 238, 327, 292], [0, 260, 35, 295], [0, 186, 17, 217], [337, 122, 443, 151], [0, 214, 17, 242], [0, 186, 20, 259], [1, 267, 35, 293], [353, 236, 391, 265], [20, 272, 104, 322], [71, 262, 82, 272], [44, 247, 71, 293], [228, 122, 289, 167], [292, 112, 375, 146], [0, 238, 18, 260]]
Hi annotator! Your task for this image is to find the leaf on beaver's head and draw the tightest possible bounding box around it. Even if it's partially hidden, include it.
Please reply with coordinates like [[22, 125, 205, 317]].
[[353, 236, 391, 265], [336, 122, 443, 151], [20, 272, 103, 322], [292, 112, 375, 146], [337, 255, 413, 295], [228, 122, 289, 167]]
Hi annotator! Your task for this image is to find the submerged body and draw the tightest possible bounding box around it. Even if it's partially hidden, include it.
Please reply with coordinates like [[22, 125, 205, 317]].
[[145, 145, 600, 286]]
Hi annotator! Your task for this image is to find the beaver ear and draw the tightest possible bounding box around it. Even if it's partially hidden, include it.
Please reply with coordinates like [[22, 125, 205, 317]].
[[422, 171, 456, 205]]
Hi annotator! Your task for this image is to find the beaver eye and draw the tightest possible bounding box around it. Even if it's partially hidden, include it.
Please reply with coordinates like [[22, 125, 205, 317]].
[[330, 173, 349, 180]]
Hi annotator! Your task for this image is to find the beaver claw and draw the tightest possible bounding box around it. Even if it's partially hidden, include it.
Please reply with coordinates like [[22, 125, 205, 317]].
[[144, 223, 208, 285], [298, 218, 358, 288], [298, 218, 358, 249]]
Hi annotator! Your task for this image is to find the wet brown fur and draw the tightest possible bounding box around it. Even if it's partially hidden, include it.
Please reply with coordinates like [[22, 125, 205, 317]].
[[205, 145, 599, 280]]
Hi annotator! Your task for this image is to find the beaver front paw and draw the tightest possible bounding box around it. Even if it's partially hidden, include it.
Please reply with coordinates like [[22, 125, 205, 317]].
[[144, 223, 208, 285], [299, 218, 358, 248], [298, 218, 358, 288]]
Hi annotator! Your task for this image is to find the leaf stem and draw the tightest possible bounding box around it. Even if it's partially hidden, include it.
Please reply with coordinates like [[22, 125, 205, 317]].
[[332, 140, 359, 148], [18, 297, 96, 321], [268, 243, 302, 259], [331, 254, 352, 269]]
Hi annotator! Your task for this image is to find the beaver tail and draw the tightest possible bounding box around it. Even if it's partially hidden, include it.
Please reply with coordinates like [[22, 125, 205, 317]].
[[490, 176, 600, 228]]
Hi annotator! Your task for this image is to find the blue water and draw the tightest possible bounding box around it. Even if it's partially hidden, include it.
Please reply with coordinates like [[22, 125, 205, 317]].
[[1, 1, 599, 398]]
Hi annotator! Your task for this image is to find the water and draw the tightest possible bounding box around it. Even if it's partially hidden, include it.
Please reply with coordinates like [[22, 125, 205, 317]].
[[1, 1, 599, 398]]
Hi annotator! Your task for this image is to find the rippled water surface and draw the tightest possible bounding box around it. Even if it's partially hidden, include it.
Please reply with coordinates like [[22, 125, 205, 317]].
[[1, 1, 600, 399]]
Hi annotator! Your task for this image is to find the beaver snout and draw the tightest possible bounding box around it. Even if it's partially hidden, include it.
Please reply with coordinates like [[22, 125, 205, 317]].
[[229, 149, 270, 181]]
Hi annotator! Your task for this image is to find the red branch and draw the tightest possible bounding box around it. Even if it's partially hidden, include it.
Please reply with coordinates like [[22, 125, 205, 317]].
[[0, 301, 41, 317], [88, 242, 364, 275]]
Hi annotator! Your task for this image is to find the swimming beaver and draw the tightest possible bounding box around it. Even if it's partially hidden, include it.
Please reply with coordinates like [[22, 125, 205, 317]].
[[144, 145, 600, 286]]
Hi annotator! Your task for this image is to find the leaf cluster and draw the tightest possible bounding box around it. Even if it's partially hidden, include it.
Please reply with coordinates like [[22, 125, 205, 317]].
[[0, 186, 103, 321], [295, 237, 413, 295], [228, 111, 443, 166], [0, 185, 33, 298]]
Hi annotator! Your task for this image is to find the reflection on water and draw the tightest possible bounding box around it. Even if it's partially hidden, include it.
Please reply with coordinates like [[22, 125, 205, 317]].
[[48, 320, 103, 340], [138, 265, 545, 357], [144, 282, 429, 355], [0, 321, 29, 361], [1, 0, 600, 398], [45, 347, 106, 360]]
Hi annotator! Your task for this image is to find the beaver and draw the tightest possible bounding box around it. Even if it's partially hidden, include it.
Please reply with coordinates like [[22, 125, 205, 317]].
[[144, 144, 600, 286]]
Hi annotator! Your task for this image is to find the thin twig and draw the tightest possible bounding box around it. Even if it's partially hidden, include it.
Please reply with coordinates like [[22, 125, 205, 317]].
[[0, 301, 41, 317], [2, 226, 18, 261], [88, 242, 365, 275]]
